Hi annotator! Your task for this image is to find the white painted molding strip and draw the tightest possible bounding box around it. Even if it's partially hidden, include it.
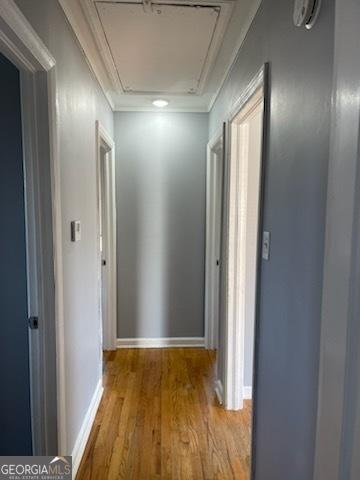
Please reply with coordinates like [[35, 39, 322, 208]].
[[215, 381, 251, 406], [215, 379, 224, 405], [116, 337, 205, 349], [0, 0, 55, 72], [72, 379, 104, 477], [243, 386, 253, 400]]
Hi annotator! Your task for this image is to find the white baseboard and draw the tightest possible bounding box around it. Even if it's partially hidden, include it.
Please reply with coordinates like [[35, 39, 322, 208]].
[[116, 337, 205, 349], [214, 381, 251, 406], [72, 379, 103, 478], [215, 379, 224, 405], [243, 386, 253, 400]]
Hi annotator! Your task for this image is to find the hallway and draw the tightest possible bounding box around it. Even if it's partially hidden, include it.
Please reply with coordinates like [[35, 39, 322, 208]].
[[77, 349, 252, 479], [3, 1, 360, 479]]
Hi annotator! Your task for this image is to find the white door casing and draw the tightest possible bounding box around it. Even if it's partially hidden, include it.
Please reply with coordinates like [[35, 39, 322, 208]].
[[205, 128, 223, 351], [96, 121, 117, 352], [223, 67, 265, 411]]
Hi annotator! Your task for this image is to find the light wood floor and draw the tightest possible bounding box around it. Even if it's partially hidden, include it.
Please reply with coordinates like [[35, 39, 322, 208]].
[[76, 348, 252, 480]]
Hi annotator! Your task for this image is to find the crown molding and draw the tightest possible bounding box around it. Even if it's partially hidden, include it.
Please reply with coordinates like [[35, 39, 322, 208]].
[[59, 0, 262, 113], [79, 0, 123, 93], [58, 0, 115, 110], [114, 104, 209, 113], [208, 0, 262, 112]]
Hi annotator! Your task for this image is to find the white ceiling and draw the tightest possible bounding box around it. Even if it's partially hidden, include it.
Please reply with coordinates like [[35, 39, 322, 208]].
[[59, 0, 262, 112], [97, 2, 220, 94]]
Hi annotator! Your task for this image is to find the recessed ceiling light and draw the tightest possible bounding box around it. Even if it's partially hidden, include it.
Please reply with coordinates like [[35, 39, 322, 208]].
[[152, 99, 169, 108]]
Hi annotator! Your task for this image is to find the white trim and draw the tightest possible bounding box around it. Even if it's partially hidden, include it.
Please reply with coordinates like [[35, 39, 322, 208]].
[[0, 0, 55, 72], [208, 0, 262, 112], [215, 379, 224, 405], [0, 0, 63, 454], [223, 67, 265, 411], [243, 386, 253, 400], [79, 0, 233, 97], [113, 105, 209, 113], [72, 379, 104, 478], [96, 121, 117, 351], [78, 0, 124, 93], [48, 67, 67, 455], [58, 0, 114, 110], [228, 66, 265, 122], [193, 1, 234, 96], [58, 0, 262, 113], [0, 28, 35, 73], [205, 127, 223, 350], [116, 337, 205, 349], [208, 126, 224, 151], [80, 0, 123, 94]]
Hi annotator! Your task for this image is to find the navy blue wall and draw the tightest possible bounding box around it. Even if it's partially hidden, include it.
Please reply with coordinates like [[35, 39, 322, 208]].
[[0, 52, 32, 454]]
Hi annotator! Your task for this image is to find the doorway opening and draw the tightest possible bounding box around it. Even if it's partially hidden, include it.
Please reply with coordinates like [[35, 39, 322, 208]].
[[204, 66, 267, 479], [96, 121, 117, 353], [224, 83, 265, 412], [0, 50, 33, 456], [0, 1, 60, 456], [205, 130, 223, 352], [225, 68, 266, 479]]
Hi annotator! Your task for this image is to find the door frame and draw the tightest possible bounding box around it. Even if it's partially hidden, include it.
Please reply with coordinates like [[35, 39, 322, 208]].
[[96, 121, 117, 351], [205, 127, 223, 350], [222, 65, 267, 411], [0, 1, 64, 454]]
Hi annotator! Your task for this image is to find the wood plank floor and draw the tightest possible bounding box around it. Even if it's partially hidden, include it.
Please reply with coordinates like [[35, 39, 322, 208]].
[[76, 348, 252, 480]]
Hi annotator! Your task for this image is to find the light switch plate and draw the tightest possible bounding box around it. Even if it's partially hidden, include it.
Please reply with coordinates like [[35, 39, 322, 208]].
[[262, 231, 270, 260], [71, 220, 81, 242]]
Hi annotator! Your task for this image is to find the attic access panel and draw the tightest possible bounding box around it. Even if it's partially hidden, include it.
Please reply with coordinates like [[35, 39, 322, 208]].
[[95, 1, 220, 95]]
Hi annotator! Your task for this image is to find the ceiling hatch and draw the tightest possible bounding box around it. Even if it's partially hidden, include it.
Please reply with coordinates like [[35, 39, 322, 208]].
[[94, 1, 223, 95]]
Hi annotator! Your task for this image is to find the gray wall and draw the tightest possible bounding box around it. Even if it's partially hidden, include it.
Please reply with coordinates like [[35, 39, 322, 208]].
[[114, 112, 208, 339], [209, 0, 335, 479], [314, 0, 360, 479], [16, 0, 114, 455]]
